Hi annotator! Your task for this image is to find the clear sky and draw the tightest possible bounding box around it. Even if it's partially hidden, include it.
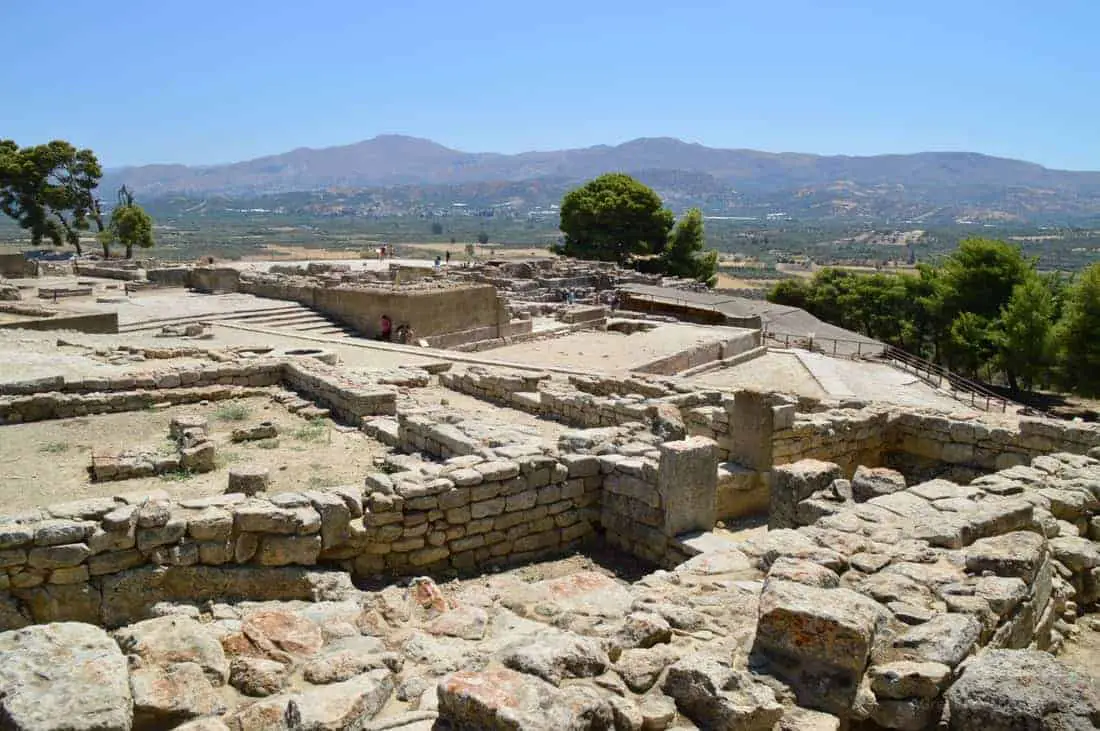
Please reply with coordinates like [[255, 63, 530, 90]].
[[3, 0, 1098, 169]]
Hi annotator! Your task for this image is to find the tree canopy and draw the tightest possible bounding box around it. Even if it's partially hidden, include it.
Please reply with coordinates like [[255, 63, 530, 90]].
[[554, 174, 718, 286], [0, 140, 105, 255], [767, 238, 1099, 396], [104, 185, 155, 259], [662, 208, 718, 287], [1056, 263, 1100, 396], [556, 173, 675, 265]]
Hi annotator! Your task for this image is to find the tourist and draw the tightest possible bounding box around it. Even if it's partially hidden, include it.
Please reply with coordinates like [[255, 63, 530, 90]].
[[379, 314, 393, 341], [445, 250, 451, 265]]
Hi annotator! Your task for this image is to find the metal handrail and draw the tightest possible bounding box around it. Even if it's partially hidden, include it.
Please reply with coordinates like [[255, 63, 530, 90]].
[[761, 328, 885, 360], [764, 329, 1020, 414], [879, 345, 1016, 413]]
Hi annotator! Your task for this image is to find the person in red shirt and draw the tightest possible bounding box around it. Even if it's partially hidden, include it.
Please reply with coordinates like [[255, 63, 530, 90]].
[[379, 314, 393, 341]]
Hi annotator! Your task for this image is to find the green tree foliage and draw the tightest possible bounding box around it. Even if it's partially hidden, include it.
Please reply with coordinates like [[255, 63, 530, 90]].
[[766, 237, 1087, 394], [430, 221, 443, 235], [556, 173, 674, 264], [662, 208, 718, 286], [768, 278, 810, 311], [109, 186, 155, 259], [996, 276, 1055, 391], [477, 231, 489, 245], [0, 140, 104, 255], [1056, 263, 1100, 396]]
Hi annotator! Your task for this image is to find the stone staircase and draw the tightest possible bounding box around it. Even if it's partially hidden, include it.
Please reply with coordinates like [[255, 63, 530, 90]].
[[119, 303, 358, 339]]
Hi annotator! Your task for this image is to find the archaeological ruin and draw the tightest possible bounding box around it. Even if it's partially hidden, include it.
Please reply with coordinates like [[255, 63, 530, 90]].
[[0, 253, 1096, 730]]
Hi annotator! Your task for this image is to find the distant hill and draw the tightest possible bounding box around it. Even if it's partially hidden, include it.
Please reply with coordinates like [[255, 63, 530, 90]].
[[103, 135, 1100, 222]]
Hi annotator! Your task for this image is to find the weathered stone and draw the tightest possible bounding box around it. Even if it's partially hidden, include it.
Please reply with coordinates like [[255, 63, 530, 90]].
[[226, 669, 394, 730], [227, 465, 270, 496], [0, 622, 133, 731], [27, 542, 90, 569], [964, 531, 1048, 581], [868, 660, 952, 699], [893, 613, 981, 667], [754, 579, 888, 674], [428, 604, 489, 641], [613, 611, 672, 650], [114, 615, 229, 685], [437, 668, 612, 731], [179, 441, 216, 472], [229, 656, 289, 697], [1050, 535, 1100, 573], [851, 466, 906, 502], [258, 534, 322, 566], [501, 630, 611, 685], [767, 556, 840, 588], [658, 436, 717, 536], [130, 661, 226, 728], [239, 608, 324, 660], [662, 654, 783, 731], [615, 645, 680, 694], [753, 579, 889, 713], [947, 649, 1100, 730], [230, 421, 277, 442], [302, 649, 387, 685], [770, 460, 842, 530]]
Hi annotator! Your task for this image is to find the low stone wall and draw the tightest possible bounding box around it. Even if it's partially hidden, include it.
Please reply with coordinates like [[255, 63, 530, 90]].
[[282, 360, 397, 421], [75, 265, 144, 281], [0, 384, 268, 425], [632, 329, 761, 376], [0, 358, 400, 426], [0, 311, 119, 334], [422, 317, 533, 349], [892, 411, 1100, 470], [771, 407, 892, 475]]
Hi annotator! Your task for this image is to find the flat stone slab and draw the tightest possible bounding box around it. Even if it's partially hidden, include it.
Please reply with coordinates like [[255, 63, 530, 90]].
[[0, 622, 133, 731]]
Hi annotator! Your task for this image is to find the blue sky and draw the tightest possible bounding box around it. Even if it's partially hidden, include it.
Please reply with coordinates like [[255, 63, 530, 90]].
[[2, 0, 1098, 169]]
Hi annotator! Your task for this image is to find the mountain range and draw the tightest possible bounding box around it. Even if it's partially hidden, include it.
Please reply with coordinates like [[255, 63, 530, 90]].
[[104, 135, 1100, 223]]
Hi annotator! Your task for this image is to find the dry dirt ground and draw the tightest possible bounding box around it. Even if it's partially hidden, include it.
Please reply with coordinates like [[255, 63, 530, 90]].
[[1059, 616, 1100, 695], [485, 324, 738, 373], [0, 396, 389, 512]]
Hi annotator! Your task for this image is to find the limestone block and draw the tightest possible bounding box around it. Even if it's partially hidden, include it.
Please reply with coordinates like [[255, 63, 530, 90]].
[[658, 436, 717, 537], [769, 459, 842, 530], [257, 535, 322, 566], [180, 441, 216, 473]]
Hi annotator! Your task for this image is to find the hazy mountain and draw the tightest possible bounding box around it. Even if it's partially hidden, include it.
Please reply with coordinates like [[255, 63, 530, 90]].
[[103, 135, 1100, 222]]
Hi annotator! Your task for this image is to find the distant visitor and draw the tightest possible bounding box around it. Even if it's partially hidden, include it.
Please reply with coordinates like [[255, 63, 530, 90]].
[[379, 314, 393, 341]]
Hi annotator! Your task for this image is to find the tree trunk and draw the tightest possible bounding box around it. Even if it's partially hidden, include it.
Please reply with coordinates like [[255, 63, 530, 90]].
[[126, 244, 133, 259], [101, 239, 110, 259]]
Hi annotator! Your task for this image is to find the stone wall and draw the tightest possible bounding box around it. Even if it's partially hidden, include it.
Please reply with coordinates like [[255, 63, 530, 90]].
[[239, 276, 507, 340], [0, 428, 718, 630], [742, 451, 1100, 726], [633, 328, 761, 376], [0, 311, 119, 334], [0, 358, 400, 426], [75, 264, 144, 281]]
